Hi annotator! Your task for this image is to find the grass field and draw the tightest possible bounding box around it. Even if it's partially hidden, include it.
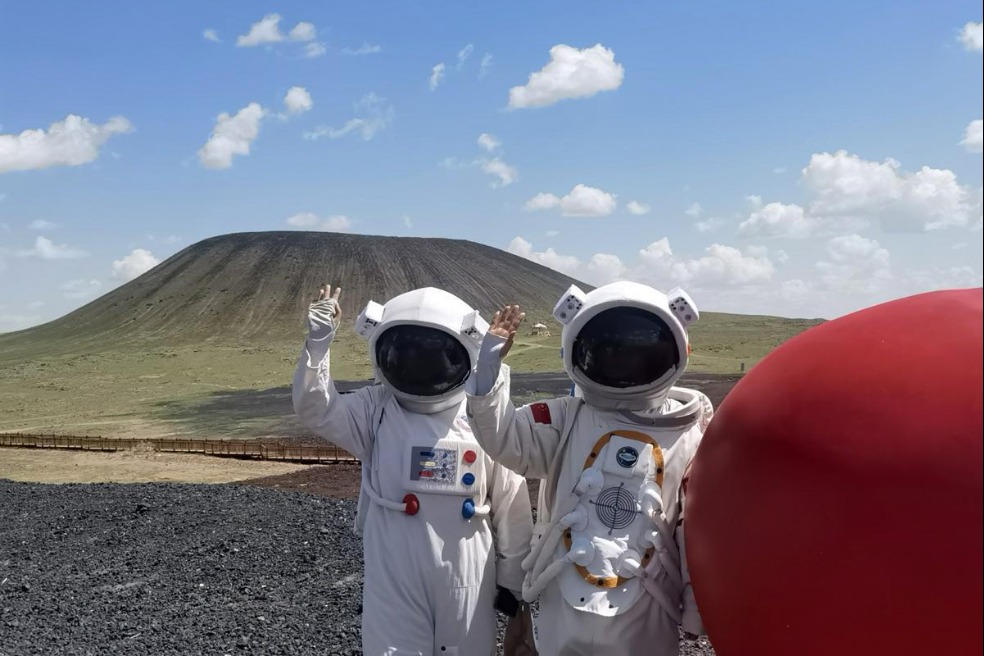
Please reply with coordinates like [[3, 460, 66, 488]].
[[0, 312, 820, 439]]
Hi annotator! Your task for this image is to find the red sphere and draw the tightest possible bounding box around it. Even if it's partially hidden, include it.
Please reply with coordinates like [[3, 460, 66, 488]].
[[686, 289, 983, 656]]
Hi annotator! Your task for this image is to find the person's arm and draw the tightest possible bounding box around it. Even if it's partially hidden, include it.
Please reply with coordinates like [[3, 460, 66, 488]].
[[677, 520, 704, 638], [466, 305, 567, 479], [291, 284, 375, 460], [487, 459, 534, 598]]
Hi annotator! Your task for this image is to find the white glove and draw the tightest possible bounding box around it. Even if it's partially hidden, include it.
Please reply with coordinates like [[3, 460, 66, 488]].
[[308, 298, 339, 342]]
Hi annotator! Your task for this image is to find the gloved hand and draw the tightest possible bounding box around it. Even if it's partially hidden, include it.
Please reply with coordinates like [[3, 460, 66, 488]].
[[487, 304, 525, 358], [503, 604, 537, 656], [308, 283, 342, 340]]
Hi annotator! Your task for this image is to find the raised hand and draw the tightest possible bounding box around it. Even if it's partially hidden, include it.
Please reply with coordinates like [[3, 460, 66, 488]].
[[489, 304, 525, 359], [309, 282, 342, 332]]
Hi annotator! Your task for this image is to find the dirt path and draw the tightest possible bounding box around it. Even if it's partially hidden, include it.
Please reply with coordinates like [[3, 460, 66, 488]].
[[0, 447, 313, 485]]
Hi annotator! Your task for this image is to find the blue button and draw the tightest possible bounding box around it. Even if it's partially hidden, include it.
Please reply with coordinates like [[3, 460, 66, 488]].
[[462, 499, 476, 519], [462, 473, 475, 486]]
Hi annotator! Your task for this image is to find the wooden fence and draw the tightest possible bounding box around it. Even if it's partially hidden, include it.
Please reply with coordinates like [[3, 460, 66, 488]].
[[0, 433, 357, 464]]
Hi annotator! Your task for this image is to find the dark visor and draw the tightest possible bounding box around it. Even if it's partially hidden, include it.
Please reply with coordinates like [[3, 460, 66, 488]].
[[572, 307, 680, 389], [375, 325, 471, 397]]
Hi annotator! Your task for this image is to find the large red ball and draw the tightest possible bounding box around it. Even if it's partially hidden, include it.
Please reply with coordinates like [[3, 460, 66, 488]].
[[686, 288, 983, 656]]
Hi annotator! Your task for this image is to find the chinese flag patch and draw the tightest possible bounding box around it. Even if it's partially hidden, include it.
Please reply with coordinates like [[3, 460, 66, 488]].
[[530, 402, 552, 424]]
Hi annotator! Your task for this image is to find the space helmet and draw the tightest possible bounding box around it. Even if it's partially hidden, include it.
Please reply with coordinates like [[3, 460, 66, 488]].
[[553, 281, 698, 410], [354, 287, 488, 413]]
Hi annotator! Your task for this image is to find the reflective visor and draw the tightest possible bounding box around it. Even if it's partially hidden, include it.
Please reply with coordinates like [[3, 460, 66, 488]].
[[572, 307, 681, 389], [374, 325, 471, 397]]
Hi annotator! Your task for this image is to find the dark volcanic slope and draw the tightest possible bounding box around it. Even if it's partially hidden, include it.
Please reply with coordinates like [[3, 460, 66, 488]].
[[0, 231, 586, 352]]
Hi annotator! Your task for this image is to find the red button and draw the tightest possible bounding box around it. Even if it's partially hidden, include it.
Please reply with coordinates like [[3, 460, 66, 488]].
[[464, 450, 477, 464], [419, 471, 433, 478], [403, 494, 420, 516]]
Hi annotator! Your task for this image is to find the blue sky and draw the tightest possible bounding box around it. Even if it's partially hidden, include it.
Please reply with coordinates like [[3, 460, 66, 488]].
[[1, 0, 981, 330]]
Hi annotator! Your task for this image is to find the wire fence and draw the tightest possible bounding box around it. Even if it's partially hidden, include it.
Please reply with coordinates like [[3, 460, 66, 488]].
[[0, 433, 357, 464]]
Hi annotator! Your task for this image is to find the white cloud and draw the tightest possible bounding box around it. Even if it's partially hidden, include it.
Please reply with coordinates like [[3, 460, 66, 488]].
[[203, 29, 221, 43], [802, 150, 980, 231], [508, 44, 624, 109], [283, 86, 313, 115], [480, 158, 518, 187], [825, 234, 890, 264], [289, 22, 316, 42], [198, 102, 265, 169], [457, 44, 474, 70], [112, 248, 160, 281], [506, 236, 582, 276], [286, 212, 353, 232], [742, 151, 983, 237], [0, 115, 133, 173], [960, 119, 982, 153], [60, 278, 102, 300], [342, 43, 382, 56], [637, 239, 776, 286], [237, 14, 284, 47], [958, 21, 982, 51], [685, 202, 702, 218], [402, 215, 413, 228], [506, 235, 775, 290], [525, 184, 617, 217], [585, 253, 627, 285], [627, 201, 650, 215], [545, 230, 560, 237], [16, 236, 87, 259], [429, 63, 446, 91], [477, 133, 501, 152], [739, 202, 813, 238], [303, 42, 327, 58], [303, 93, 393, 141], [235, 15, 323, 56], [29, 219, 59, 230], [479, 53, 493, 78], [773, 167, 787, 174], [27, 300, 44, 310], [816, 234, 892, 294]]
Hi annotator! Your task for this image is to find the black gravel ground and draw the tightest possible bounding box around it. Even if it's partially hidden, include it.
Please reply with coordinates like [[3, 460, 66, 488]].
[[0, 479, 715, 655]]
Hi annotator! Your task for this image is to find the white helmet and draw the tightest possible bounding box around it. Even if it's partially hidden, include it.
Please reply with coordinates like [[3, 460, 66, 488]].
[[354, 287, 488, 413], [553, 281, 698, 410]]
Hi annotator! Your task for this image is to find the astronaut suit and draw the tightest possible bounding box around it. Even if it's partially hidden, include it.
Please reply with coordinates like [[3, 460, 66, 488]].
[[292, 287, 533, 656], [466, 281, 713, 656]]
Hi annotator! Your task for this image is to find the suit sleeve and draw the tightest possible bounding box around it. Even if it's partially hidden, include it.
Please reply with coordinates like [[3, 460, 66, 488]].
[[465, 334, 568, 479], [291, 300, 376, 461], [487, 459, 534, 595], [677, 395, 714, 635]]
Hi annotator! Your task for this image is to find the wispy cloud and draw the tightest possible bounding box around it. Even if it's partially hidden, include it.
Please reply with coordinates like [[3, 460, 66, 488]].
[[429, 63, 446, 91], [342, 43, 382, 56], [304, 94, 394, 141]]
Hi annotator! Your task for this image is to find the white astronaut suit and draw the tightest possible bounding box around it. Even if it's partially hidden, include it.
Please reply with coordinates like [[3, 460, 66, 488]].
[[466, 281, 713, 656], [292, 287, 533, 656]]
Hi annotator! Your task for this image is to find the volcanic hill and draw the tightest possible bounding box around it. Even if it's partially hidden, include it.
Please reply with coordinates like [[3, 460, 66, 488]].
[[0, 231, 588, 357]]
